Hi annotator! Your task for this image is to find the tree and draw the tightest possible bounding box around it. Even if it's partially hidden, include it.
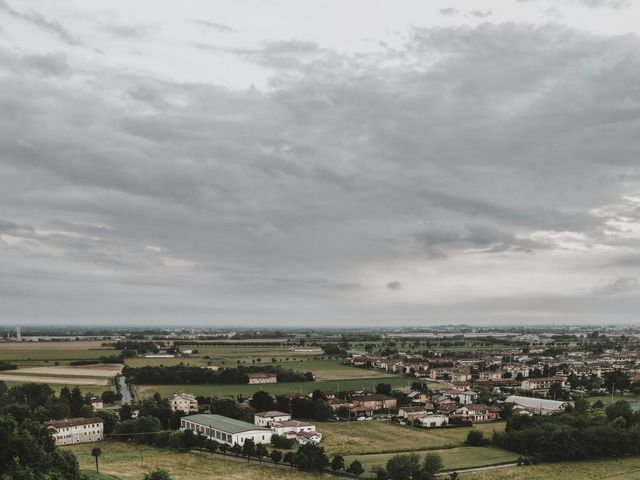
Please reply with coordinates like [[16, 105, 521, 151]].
[[242, 438, 256, 460], [270, 449, 283, 465], [120, 403, 133, 421], [143, 468, 173, 480], [346, 459, 365, 477], [375, 383, 392, 395], [250, 391, 276, 412], [331, 454, 345, 472], [385, 453, 422, 480], [95, 409, 119, 434], [101, 390, 122, 404], [0, 415, 84, 480], [256, 443, 268, 463], [294, 443, 329, 471], [422, 452, 443, 480], [283, 451, 296, 469], [466, 430, 485, 446], [574, 398, 590, 415], [91, 447, 102, 473], [605, 400, 633, 424], [231, 443, 242, 457]]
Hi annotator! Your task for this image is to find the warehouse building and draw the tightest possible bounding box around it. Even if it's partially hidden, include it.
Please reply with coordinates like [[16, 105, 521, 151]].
[[181, 414, 272, 446]]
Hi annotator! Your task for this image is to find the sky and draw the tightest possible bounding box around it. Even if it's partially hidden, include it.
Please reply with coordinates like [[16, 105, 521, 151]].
[[1, 0, 640, 327]]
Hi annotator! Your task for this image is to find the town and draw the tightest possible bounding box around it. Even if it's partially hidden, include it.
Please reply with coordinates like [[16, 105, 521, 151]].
[[2, 326, 640, 479]]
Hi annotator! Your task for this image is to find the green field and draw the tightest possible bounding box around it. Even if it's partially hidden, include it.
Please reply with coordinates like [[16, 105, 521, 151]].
[[0, 348, 118, 366], [136, 376, 414, 399], [462, 456, 640, 479], [587, 394, 640, 411], [81, 471, 121, 480], [345, 446, 519, 476], [319, 421, 506, 456], [65, 441, 321, 480]]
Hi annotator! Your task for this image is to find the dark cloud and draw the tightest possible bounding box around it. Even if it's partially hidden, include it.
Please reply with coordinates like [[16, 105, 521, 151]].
[[0, 1, 80, 45], [440, 8, 458, 15], [579, 0, 631, 8], [194, 20, 238, 33], [2, 18, 640, 325], [592, 277, 639, 296], [469, 10, 493, 17]]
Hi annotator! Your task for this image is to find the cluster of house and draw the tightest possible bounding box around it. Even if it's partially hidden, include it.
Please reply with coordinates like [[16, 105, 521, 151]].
[[180, 410, 322, 446]]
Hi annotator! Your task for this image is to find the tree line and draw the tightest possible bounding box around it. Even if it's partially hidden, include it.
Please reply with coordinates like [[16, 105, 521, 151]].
[[123, 364, 314, 385]]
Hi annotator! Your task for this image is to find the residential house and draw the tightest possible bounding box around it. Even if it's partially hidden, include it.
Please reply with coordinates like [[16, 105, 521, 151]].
[[169, 393, 199, 414]]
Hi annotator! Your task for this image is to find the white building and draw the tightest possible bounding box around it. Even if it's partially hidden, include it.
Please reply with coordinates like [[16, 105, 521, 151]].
[[457, 390, 479, 405], [169, 393, 198, 414], [271, 419, 316, 436], [247, 373, 278, 384], [181, 414, 272, 446], [254, 410, 291, 427], [88, 397, 103, 411], [416, 414, 449, 428], [296, 430, 323, 444], [505, 395, 571, 415], [44, 417, 104, 446]]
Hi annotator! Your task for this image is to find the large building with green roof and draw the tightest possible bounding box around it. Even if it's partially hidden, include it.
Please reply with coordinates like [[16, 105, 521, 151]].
[[181, 414, 272, 446]]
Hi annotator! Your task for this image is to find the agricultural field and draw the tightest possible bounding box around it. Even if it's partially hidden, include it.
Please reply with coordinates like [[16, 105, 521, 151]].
[[462, 456, 640, 479], [65, 441, 322, 480], [345, 446, 519, 476], [0, 362, 122, 388], [136, 376, 415, 399], [0, 346, 117, 366], [320, 421, 506, 456]]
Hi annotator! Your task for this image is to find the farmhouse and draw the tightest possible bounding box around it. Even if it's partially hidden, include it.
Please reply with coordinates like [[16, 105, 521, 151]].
[[44, 417, 104, 446], [505, 395, 571, 415], [169, 392, 199, 414], [181, 414, 272, 446], [247, 372, 278, 384], [254, 410, 291, 427]]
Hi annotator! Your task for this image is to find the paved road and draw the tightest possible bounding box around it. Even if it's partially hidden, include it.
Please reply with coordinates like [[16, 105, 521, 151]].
[[118, 375, 132, 404]]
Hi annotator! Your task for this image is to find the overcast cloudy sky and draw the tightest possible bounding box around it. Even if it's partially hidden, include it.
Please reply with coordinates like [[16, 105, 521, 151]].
[[1, 0, 640, 327]]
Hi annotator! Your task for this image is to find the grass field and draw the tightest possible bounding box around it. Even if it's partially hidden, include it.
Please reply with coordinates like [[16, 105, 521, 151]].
[[587, 395, 640, 411], [65, 441, 322, 480], [462, 456, 640, 479], [319, 421, 506, 456], [345, 446, 519, 475], [136, 376, 415, 399], [81, 470, 121, 480]]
